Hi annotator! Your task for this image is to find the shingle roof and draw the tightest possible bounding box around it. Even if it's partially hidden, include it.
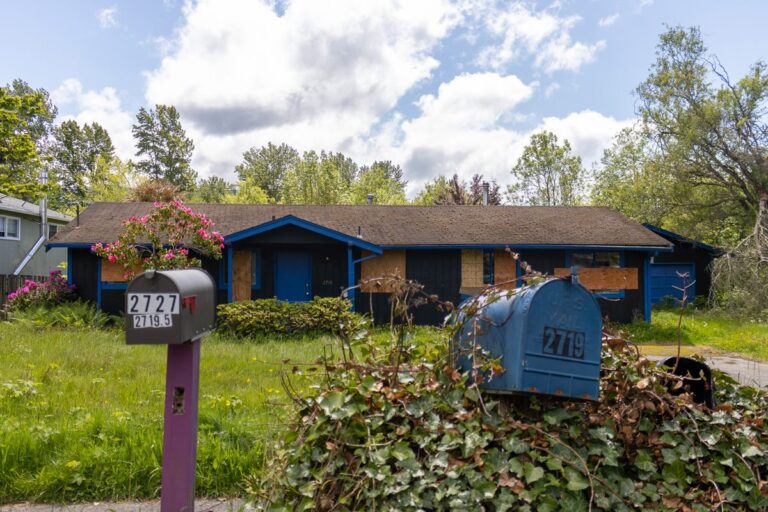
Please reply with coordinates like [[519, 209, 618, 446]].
[[0, 195, 72, 223], [50, 202, 671, 249]]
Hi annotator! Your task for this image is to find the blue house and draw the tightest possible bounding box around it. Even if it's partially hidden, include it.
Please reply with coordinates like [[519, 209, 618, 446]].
[[49, 203, 673, 324]]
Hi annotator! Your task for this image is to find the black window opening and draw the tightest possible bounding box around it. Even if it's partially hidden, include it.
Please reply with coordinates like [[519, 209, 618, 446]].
[[483, 249, 494, 285], [568, 251, 623, 297], [251, 249, 262, 289], [48, 224, 58, 238]]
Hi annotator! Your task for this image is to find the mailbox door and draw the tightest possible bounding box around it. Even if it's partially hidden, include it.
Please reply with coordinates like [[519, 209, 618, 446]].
[[519, 280, 602, 400]]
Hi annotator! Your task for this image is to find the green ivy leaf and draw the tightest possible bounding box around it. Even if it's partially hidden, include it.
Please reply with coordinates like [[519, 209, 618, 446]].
[[524, 462, 544, 484]]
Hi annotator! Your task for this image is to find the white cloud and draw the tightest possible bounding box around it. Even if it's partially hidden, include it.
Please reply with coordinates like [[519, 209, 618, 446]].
[[144, 0, 461, 177], [97, 7, 118, 29], [535, 110, 632, 165], [474, 3, 604, 73], [598, 13, 619, 27], [52, 79, 135, 160]]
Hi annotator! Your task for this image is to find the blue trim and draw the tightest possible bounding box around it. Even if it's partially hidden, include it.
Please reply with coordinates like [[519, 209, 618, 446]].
[[383, 244, 672, 252], [347, 245, 355, 311], [642, 224, 722, 255], [226, 247, 233, 302], [46, 242, 94, 249], [96, 258, 102, 309], [515, 259, 522, 288], [643, 255, 651, 322], [217, 257, 226, 290], [66, 249, 73, 286], [101, 282, 127, 290], [224, 215, 383, 254], [565, 250, 626, 299]]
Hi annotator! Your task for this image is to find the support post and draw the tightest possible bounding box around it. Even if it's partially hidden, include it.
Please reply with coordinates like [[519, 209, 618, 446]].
[[161, 340, 201, 512], [226, 246, 233, 303], [347, 245, 355, 311], [643, 254, 652, 323]]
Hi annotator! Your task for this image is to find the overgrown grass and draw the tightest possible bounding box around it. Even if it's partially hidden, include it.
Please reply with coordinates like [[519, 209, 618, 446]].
[[620, 307, 768, 360], [0, 323, 338, 502], [0, 320, 444, 503]]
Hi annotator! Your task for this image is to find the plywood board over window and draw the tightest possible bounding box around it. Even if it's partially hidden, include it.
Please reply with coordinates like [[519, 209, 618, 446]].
[[554, 267, 639, 290], [361, 250, 405, 293], [461, 249, 483, 289], [494, 249, 517, 289], [101, 261, 143, 282], [232, 250, 252, 301]]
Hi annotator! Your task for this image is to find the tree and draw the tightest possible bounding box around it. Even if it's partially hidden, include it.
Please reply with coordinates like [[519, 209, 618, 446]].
[[0, 80, 57, 199], [413, 176, 451, 205], [509, 131, 584, 206], [225, 176, 270, 204], [281, 150, 350, 204], [414, 174, 501, 205], [132, 105, 196, 191], [635, 26, 768, 260], [591, 126, 749, 247], [235, 142, 299, 202], [130, 179, 181, 202], [50, 120, 115, 210], [348, 161, 407, 204], [193, 176, 236, 203], [89, 157, 141, 203]]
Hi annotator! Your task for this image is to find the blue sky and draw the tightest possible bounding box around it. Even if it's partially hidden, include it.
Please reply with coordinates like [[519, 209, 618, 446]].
[[2, 0, 766, 192]]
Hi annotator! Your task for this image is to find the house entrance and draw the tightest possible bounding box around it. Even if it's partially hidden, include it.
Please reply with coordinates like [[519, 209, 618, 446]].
[[275, 251, 312, 302]]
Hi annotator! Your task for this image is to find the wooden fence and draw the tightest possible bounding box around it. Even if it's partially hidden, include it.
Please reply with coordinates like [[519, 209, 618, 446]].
[[0, 274, 47, 305]]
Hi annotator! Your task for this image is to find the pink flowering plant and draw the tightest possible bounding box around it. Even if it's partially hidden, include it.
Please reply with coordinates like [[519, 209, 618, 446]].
[[91, 201, 224, 279], [7, 270, 76, 311]]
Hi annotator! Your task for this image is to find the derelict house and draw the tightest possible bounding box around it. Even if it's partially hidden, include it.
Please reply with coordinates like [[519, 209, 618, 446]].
[[48, 203, 673, 324]]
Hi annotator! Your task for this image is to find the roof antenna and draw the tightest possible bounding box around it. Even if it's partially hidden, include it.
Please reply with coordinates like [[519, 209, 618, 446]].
[[357, 226, 362, 238]]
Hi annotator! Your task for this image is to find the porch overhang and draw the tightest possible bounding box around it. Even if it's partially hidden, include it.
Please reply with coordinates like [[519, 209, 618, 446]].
[[223, 215, 383, 254]]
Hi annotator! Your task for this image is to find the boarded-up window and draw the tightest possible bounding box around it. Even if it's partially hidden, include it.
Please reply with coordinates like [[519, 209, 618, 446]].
[[232, 250, 252, 301], [494, 249, 517, 289], [361, 250, 406, 293], [554, 267, 638, 291], [461, 249, 483, 288], [100, 261, 142, 283]]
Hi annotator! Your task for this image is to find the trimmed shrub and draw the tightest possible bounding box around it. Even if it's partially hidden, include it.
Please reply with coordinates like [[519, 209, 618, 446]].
[[216, 297, 357, 337], [7, 271, 75, 311]]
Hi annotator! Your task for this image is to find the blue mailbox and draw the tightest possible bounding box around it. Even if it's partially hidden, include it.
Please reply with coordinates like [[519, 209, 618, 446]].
[[456, 278, 603, 401]]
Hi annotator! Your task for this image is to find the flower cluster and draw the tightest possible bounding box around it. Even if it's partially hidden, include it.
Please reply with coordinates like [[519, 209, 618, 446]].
[[7, 270, 76, 311], [91, 200, 223, 278]]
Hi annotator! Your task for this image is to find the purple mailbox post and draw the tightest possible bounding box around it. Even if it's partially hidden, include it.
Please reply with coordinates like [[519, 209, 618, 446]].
[[125, 269, 216, 512]]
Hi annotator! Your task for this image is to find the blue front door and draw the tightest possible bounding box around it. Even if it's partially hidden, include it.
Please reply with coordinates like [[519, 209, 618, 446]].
[[276, 251, 312, 302]]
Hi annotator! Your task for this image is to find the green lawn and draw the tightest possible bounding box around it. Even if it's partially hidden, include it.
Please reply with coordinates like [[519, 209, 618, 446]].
[[621, 308, 768, 360], [0, 323, 339, 502]]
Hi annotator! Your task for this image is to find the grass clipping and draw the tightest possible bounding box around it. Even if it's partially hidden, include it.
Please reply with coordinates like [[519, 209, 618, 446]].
[[256, 292, 768, 511]]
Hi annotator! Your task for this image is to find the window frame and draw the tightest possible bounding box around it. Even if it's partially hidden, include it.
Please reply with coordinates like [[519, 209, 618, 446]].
[[0, 215, 21, 240], [482, 249, 494, 285], [565, 251, 625, 299]]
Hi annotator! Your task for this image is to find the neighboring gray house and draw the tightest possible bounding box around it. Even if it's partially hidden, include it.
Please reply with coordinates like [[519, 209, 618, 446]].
[[0, 195, 72, 276]]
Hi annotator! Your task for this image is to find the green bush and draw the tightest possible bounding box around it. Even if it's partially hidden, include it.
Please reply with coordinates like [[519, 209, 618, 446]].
[[217, 297, 357, 338], [10, 301, 119, 330]]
